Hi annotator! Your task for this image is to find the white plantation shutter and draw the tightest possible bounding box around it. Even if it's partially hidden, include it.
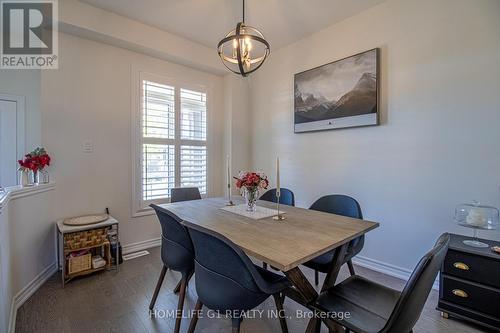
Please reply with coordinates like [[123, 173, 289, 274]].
[[180, 88, 207, 140], [142, 144, 175, 200], [180, 88, 207, 194], [143, 81, 175, 139], [138, 76, 208, 207], [180, 145, 207, 194]]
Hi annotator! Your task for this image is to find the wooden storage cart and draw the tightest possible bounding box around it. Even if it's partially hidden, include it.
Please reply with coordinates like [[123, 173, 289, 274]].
[[56, 216, 119, 287]]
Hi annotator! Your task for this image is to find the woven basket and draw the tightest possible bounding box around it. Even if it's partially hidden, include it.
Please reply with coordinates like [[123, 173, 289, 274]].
[[68, 253, 91, 274], [64, 227, 109, 250]]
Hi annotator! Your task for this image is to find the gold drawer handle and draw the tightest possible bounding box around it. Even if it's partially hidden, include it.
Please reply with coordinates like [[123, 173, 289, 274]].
[[453, 262, 469, 271], [452, 289, 468, 298]]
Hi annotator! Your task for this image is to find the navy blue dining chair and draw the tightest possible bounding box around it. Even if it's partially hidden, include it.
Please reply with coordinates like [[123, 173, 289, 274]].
[[309, 233, 450, 333], [260, 188, 295, 206], [185, 223, 291, 333], [303, 195, 364, 285], [260, 188, 295, 270], [171, 187, 202, 203], [149, 204, 195, 333]]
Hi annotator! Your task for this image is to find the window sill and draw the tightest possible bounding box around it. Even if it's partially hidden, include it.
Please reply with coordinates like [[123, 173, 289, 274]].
[[132, 206, 155, 218]]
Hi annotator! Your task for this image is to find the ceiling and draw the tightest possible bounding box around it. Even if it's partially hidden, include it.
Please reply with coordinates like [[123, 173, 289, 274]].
[[79, 0, 387, 50]]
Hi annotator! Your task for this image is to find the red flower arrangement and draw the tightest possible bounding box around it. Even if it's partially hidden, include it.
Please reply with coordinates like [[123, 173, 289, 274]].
[[18, 147, 51, 172], [234, 171, 269, 191]]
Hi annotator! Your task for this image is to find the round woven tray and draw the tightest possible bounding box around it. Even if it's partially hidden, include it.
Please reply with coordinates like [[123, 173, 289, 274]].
[[63, 214, 109, 226]]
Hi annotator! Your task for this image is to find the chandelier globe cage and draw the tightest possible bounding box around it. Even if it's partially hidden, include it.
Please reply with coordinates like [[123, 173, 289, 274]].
[[217, 0, 270, 77]]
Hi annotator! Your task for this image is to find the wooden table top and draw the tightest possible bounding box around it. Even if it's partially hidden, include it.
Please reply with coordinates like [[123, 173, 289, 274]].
[[158, 197, 379, 271]]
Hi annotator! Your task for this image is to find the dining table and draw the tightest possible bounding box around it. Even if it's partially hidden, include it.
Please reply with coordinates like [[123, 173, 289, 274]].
[[158, 196, 379, 332]]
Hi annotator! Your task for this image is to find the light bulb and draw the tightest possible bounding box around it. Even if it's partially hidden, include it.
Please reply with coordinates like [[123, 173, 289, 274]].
[[245, 37, 252, 50]]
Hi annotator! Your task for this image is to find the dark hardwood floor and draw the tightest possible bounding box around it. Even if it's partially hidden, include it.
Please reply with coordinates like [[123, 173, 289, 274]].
[[15, 247, 488, 333]]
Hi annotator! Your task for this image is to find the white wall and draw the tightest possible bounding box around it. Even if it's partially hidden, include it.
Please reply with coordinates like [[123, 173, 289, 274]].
[[249, 0, 500, 272], [0, 184, 55, 333], [223, 75, 252, 194], [0, 201, 10, 333], [41, 33, 225, 247]]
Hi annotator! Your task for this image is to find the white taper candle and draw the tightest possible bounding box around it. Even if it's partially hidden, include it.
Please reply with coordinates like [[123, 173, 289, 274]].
[[276, 156, 280, 196], [227, 155, 231, 195]]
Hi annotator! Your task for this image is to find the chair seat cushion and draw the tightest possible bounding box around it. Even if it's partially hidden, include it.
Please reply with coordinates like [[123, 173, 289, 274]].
[[315, 275, 401, 333], [254, 265, 291, 293], [303, 249, 336, 271], [303, 246, 358, 273]]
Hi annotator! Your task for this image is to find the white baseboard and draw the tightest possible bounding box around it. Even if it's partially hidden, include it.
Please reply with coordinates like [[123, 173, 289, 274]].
[[8, 261, 58, 333], [352, 255, 439, 290], [122, 237, 161, 255]]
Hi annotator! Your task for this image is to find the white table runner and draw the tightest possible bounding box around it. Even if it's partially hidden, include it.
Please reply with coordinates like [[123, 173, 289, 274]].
[[220, 204, 285, 220]]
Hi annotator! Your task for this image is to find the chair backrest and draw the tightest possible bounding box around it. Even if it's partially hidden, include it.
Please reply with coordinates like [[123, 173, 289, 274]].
[[186, 224, 270, 311], [150, 204, 194, 274], [310, 195, 364, 256], [382, 233, 450, 333], [171, 187, 201, 203], [309, 194, 363, 219], [260, 188, 295, 206]]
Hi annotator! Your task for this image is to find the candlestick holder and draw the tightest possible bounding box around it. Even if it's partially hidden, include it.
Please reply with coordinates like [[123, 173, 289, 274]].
[[273, 193, 286, 221], [226, 184, 235, 206]]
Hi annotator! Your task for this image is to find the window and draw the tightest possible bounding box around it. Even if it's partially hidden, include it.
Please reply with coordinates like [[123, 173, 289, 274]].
[[133, 73, 208, 214], [0, 94, 25, 188]]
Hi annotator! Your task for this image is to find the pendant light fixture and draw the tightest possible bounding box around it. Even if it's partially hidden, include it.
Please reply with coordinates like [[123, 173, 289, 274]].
[[217, 0, 270, 77]]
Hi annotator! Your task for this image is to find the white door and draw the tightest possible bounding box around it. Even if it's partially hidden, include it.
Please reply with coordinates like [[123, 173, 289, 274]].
[[0, 99, 20, 187]]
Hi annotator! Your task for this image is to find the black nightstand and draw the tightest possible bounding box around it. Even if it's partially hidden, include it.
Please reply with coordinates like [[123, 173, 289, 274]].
[[437, 233, 500, 331]]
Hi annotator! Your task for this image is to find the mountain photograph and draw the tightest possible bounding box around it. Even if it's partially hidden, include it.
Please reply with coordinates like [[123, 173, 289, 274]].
[[294, 49, 378, 131]]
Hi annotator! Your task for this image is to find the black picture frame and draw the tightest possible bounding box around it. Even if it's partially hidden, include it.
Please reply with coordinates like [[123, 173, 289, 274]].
[[294, 48, 380, 133]]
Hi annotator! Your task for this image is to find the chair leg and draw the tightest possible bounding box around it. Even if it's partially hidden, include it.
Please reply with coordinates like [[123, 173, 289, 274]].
[[231, 317, 242, 333], [347, 260, 355, 276], [323, 318, 345, 333], [173, 278, 182, 294], [187, 298, 203, 333], [174, 269, 194, 293], [263, 262, 268, 270], [305, 318, 321, 333], [149, 265, 167, 310], [174, 278, 187, 333], [273, 293, 289, 333], [315, 270, 319, 286]]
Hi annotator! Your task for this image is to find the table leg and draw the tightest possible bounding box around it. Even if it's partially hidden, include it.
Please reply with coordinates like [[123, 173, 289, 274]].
[[284, 267, 318, 304], [321, 243, 348, 292]]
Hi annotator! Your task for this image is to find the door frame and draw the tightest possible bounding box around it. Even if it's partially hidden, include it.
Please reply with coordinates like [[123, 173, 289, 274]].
[[0, 94, 26, 185]]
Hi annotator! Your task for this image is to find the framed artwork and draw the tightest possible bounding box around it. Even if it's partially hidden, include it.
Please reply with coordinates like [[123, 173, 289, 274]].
[[294, 48, 379, 133]]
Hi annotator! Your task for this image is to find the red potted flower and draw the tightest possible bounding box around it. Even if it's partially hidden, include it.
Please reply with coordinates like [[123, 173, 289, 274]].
[[18, 147, 51, 186], [234, 171, 269, 212]]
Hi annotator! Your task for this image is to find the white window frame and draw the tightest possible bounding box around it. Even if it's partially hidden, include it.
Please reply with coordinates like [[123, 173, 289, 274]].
[[131, 71, 210, 217], [0, 93, 25, 187]]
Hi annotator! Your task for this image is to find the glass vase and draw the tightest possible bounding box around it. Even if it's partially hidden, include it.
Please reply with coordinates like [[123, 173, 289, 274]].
[[19, 170, 29, 187], [28, 170, 39, 185], [243, 187, 259, 212], [39, 169, 50, 184]]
